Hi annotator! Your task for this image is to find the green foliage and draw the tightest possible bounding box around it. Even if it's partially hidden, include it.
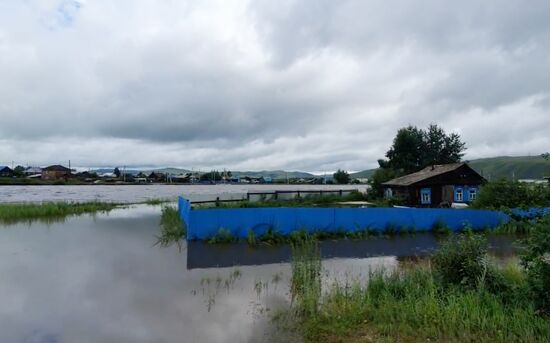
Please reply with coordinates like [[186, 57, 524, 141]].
[[431, 219, 452, 235], [258, 226, 286, 245], [367, 167, 401, 199], [382, 124, 466, 175], [472, 179, 550, 209], [0, 201, 120, 224], [208, 228, 237, 244], [299, 268, 550, 342], [332, 169, 350, 184], [432, 233, 489, 289], [283, 226, 550, 342], [520, 216, 550, 315], [199, 170, 223, 182], [246, 229, 257, 246], [290, 238, 322, 316], [470, 155, 550, 180], [155, 206, 185, 249]]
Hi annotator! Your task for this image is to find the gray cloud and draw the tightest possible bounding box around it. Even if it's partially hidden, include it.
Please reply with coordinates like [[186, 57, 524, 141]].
[[0, 0, 549, 171]]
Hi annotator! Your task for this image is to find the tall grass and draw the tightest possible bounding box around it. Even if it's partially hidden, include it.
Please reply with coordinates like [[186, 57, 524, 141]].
[[303, 268, 550, 342], [0, 202, 120, 224], [286, 232, 550, 342], [155, 206, 186, 249], [290, 238, 322, 316]]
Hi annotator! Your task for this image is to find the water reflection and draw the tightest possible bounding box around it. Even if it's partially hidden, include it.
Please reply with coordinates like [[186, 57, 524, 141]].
[[0, 205, 521, 343], [188, 234, 519, 269]]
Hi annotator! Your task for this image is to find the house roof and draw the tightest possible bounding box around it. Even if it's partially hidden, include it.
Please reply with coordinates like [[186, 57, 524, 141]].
[[0, 166, 11, 171], [43, 165, 71, 172], [383, 163, 467, 187]]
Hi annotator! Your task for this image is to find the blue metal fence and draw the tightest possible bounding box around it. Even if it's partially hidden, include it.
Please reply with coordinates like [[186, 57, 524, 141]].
[[179, 196, 517, 241]]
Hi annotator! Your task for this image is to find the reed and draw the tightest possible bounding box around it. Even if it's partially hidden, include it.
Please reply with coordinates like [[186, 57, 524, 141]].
[[155, 206, 186, 249], [0, 201, 120, 224]]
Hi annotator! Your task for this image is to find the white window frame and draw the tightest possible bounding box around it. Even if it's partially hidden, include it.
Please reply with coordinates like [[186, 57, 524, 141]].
[[455, 188, 463, 202], [469, 188, 477, 201], [421, 188, 431, 205]]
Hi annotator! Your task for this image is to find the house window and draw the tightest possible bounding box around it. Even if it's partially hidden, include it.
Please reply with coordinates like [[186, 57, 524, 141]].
[[469, 188, 477, 201], [455, 188, 463, 202], [421, 188, 431, 205]]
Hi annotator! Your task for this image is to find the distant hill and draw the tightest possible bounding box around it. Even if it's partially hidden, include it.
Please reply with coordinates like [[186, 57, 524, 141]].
[[467, 156, 550, 180], [350, 169, 377, 179], [90, 168, 313, 179], [350, 155, 550, 181]]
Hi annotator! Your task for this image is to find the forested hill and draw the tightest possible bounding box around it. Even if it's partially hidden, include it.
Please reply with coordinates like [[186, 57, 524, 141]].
[[351, 155, 550, 181], [467, 156, 550, 180]]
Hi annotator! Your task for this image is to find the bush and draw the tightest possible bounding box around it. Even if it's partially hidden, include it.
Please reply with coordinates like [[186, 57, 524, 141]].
[[521, 216, 550, 315], [432, 233, 489, 289], [473, 180, 550, 209]]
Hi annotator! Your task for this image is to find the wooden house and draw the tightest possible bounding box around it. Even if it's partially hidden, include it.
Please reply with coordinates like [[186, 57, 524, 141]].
[[382, 163, 485, 207], [42, 165, 72, 180], [0, 166, 13, 177]]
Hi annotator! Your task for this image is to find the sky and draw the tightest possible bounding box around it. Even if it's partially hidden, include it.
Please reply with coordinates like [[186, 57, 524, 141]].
[[0, 0, 549, 172]]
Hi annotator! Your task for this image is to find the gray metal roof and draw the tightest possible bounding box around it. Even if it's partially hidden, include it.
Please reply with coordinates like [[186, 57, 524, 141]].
[[383, 163, 466, 187]]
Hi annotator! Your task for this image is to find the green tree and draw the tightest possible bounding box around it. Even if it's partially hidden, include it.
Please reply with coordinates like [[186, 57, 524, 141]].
[[114, 167, 121, 178], [542, 152, 550, 161], [13, 165, 25, 178], [333, 169, 350, 184], [383, 124, 466, 174], [368, 165, 400, 198]]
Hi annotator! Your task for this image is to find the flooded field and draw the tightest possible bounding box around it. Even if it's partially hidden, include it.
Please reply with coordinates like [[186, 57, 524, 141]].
[[0, 184, 367, 204], [0, 204, 519, 342]]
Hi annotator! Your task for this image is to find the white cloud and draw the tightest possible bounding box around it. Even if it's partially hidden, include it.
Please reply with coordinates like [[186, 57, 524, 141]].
[[0, 0, 549, 171]]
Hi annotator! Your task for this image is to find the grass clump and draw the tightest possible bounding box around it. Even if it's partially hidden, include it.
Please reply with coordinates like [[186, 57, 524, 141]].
[[144, 198, 170, 205], [208, 228, 238, 244], [0, 201, 120, 224], [155, 206, 185, 249], [290, 238, 322, 316]]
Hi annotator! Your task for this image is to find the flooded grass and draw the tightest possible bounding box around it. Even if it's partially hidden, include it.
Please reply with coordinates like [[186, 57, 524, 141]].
[[143, 198, 172, 205], [155, 206, 186, 249], [0, 201, 120, 225], [285, 231, 550, 343]]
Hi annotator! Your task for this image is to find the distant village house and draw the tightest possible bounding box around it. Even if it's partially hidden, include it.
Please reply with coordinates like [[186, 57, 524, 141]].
[[383, 163, 485, 208], [42, 165, 72, 180], [0, 166, 13, 177]]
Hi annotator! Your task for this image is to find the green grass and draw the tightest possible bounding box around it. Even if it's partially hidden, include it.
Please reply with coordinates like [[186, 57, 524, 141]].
[[155, 206, 186, 249], [143, 198, 171, 205], [283, 233, 550, 343], [0, 201, 120, 224], [300, 268, 550, 343]]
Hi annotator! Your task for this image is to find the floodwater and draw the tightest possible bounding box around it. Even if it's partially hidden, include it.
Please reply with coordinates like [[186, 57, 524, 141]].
[[0, 205, 518, 343], [0, 184, 368, 204]]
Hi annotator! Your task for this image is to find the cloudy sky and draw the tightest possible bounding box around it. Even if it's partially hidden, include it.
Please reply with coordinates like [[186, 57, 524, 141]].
[[1, 0, 549, 172]]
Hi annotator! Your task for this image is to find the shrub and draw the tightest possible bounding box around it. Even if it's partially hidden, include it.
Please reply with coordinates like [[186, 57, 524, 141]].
[[473, 180, 550, 209], [432, 233, 489, 289], [155, 206, 185, 249], [520, 216, 550, 314]]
